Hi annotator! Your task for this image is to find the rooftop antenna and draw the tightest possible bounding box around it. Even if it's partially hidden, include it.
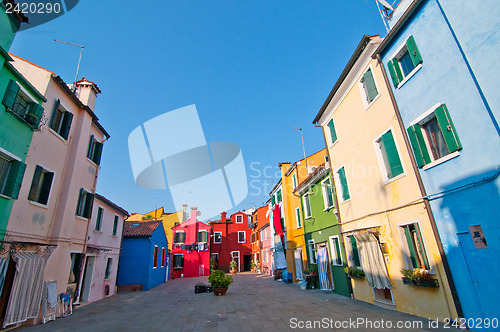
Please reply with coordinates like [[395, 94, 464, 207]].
[[54, 39, 84, 91], [375, 0, 395, 33], [289, 127, 308, 171]]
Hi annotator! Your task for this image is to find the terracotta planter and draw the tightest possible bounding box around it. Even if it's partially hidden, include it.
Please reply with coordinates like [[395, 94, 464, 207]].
[[212, 287, 228, 296], [230, 269, 236, 275]]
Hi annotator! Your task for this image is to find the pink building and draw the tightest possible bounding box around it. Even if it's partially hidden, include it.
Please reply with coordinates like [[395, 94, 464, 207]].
[[171, 207, 211, 278], [258, 222, 273, 276]]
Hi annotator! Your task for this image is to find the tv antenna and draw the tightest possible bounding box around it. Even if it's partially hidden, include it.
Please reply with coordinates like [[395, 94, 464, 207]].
[[54, 39, 84, 90], [375, 0, 396, 33]]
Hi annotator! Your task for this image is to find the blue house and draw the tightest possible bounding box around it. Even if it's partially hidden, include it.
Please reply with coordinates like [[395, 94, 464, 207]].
[[375, 0, 500, 324], [117, 220, 169, 291]]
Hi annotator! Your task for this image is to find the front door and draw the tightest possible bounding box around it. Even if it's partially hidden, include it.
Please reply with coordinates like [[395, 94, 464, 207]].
[[231, 251, 240, 272], [318, 246, 331, 291], [80, 256, 95, 302], [294, 248, 303, 281]]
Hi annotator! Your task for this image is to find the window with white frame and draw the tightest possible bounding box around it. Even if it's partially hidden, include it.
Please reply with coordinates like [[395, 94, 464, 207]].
[[260, 230, 263, 241], [173, 254, 184, 269], [104, 258, 112, 280], [335, 166, 350, 202], [197, 230, 208, 243], [359, 67, 379, 105], [27, 165, 54, 205], [303, 193, 312, 219], [161, 248, 166, 267], [213, 232, 222, 244], [112, 216, 119, 236], [2, 79, 44, 128], [400, 222, 430, 270], [329, 236, 343, 266], [174, 231, 185, 243], [295, 207, 302, 228], [238, 231, 246, 243], [95, 207, 104, 231], [307, 240, 317, 264], [153, 246, 159, 268], [375, 129, 404, 181], [262, 250, 265, 262], [236, 215, 243, 223], [321, 177, 335, 209], [76, 188, 94, 219], [346, 235, 361, 267], [0, 151, 25, 200], [49, 99, 73, 139], [387, 35, 423, 87], [87, 135, 103, 165]]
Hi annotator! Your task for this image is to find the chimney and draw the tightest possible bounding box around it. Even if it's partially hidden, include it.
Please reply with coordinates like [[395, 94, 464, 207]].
[[75, 77, 101, 110], [182, 204, 188, 222], [220, 211, 227, 223], [190, 206, 198, 221]]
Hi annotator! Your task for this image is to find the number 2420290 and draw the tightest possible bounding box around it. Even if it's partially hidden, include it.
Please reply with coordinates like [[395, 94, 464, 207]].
[[6, 2, 61, 14]]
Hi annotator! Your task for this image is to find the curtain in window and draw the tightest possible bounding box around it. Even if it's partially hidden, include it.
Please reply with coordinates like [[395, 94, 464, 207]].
[[3, 252, 46, 328], [353, 233, 393, 289], [318, 246, 331, 291]]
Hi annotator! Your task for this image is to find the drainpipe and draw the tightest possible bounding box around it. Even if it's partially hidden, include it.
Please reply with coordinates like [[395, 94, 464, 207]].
[[375, 53, 464, 319]]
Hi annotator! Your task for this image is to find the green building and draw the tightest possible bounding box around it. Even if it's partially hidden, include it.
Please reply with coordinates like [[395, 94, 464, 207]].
[[0, 3, 46, 239], [295, 164, 350, 297]]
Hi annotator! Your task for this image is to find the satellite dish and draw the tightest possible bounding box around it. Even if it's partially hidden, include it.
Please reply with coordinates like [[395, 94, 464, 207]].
[[377, 0, 394, 10], [197, 211, 202, 217]]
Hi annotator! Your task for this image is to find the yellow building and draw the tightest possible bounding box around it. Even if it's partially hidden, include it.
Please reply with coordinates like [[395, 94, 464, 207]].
[[312, 35, 458, 321], [278, 149, 327, 283]]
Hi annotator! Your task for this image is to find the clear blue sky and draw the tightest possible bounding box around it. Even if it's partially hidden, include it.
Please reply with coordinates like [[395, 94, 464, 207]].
[[11, 0, 387, 217]]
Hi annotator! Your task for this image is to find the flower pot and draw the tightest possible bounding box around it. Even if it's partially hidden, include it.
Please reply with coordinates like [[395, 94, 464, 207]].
[[212, 287, 228, 296], [230, 269, 236, 275]]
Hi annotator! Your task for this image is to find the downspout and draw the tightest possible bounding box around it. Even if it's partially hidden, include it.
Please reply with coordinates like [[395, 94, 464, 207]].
[[375, 53, 464, 319]]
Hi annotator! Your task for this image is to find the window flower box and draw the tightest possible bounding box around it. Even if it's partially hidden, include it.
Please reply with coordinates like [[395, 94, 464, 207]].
[[401, 277, 439, 288]]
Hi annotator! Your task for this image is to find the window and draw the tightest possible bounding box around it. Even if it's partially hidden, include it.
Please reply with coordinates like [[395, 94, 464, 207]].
[[238, 231, 246, 243], [213, 232, 221, 244], [197, 230, 208, 243], [173, 254, 184, 269], [161, 248, 166, 267], [76, 188, 94, 219], [236, 215, 243, 223], [261, 250, 265, 262], [251, 233, 255, 243], [276, 189, 282, 203], [153, 246, 159, 268], [0, 152, 26, 200], [376, 130, 404, 180], [348, 236, 361, 267], [174, 231, 185, 244], [336, 166, 350, 202], [327, 119, 337, 145], [49, 99, 73, 139], [407, 104, 461, 168], [387, 35, 423, 87], [303, 193, 312, 219], [260, 230, 263, 241], [112, 216, 119, 236], [87, 135, 103, 165], [321, 177, 335, 209], [329, 236, 342, 266], [105, 258, 112, 280], [95, 207, 104, 231], [2, 79, 44, 128], [292, 173, 297, 189], [68, 253, 83, 284], [360, 68, 379, 105], [295, 207, 302, 228], [27, 165, 54, 205], [401, 223, 430, 270], [307, 240, 317, 264]]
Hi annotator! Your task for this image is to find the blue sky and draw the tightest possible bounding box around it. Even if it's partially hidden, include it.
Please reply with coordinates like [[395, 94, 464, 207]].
[[11, 1, 386, 217]]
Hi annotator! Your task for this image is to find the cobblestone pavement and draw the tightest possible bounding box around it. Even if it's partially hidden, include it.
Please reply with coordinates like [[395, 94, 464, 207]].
[[18, 272, 450, 332]]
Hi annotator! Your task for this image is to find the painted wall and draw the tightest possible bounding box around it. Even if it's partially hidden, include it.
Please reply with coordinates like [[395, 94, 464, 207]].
[[379, 0, 500, 321], [0, 4, 20, 51]]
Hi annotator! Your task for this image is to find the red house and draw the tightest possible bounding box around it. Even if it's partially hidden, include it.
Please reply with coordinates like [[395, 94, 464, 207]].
[[209, 211, 252, 272], [171, 207, 211, 278]]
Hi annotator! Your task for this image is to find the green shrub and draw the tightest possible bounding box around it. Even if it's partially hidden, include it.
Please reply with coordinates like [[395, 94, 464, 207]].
[[208, 270, 234, 288]]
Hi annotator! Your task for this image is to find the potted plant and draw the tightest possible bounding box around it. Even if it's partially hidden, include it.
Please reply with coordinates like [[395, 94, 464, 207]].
[[208, 269, 234, 296], [230, 260, 238, 275], [250, 261, 256, 272], [310, 264, 318, 275], [401, 268, 439, 288], [194, 282, 206, 294], [344, 266, 365, 279]]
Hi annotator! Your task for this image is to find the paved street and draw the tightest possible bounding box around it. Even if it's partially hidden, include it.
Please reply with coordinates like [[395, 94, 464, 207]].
[[19, 273, 450, 332]]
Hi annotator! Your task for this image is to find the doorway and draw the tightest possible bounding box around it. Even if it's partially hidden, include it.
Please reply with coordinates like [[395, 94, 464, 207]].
[[243, 255, 251, 271], [317, 245, 332, 291], [80, 256, 95, 302], [231, 251, 240, 272]]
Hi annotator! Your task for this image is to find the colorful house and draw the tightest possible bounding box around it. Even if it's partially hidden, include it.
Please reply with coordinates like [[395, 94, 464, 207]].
[[210, 211, 252, 273], [250, 205, 272, 274], [278, 149, 327, 283], [376, 0, 500, 322], [258, 221, 273, 276], [294, 164, 350, 297], [117, 220, 168, 291], [268, 181, 287, 276], [313, 34, 458, 320], [171, 207, 210, 278], [82, 194, 129, 304]]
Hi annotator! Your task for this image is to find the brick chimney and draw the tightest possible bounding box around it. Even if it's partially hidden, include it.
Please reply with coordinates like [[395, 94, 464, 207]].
[[220, 211, 227, 223], [190, 206, 198, 222], [75, 77, 101, 110]]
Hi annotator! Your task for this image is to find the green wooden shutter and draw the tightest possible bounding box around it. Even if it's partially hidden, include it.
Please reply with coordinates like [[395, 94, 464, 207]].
[[406, 35, 423, 67], [174, 232, 179, 243], [87, 135, 94, 159], [334, 238, 342, 265], [381, 131, 404, 178], [203, 232, 208, 242], [338, 167, 350, 201], [296, 208, 301, 227], [435, 104, 462, 153], [84, 193, 94, 219], [414, 223, 430, 270], [180, 255, 184, 267], [49, 99, 60, 129], [93, 142, 103, 165], [76, 188, 84, 215], [28, 165, 43, 201], [2, 80, 19, 109], [181, 232, 185, 243], [350, 236, 361, 266], [387, 58, 403, 87], [39, 171, 53, 205], [25, 103, 44, 127], [3, 161, 26, 199], [407, 124, 431, 167], [197, 232, 202, 242], [60, 112, 73, 139], [271, 195, 276, 206], [277, 189, 282, 202], [328, 119, 337, 144], [403, 225, 419, 268], [363, 69, 378, 102]]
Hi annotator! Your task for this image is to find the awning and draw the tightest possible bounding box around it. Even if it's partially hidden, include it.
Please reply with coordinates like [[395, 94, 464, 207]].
[[3, 252, 46, 328], [353, 233, 393, 289]]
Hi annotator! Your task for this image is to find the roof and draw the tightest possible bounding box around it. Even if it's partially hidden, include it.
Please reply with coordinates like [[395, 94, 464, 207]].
[[76, 77, 102, 94], [123, 220, 162, 237], [293, 163, 330, 195], [313, 35, 372, 124], [95, 193, 129, 217]]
